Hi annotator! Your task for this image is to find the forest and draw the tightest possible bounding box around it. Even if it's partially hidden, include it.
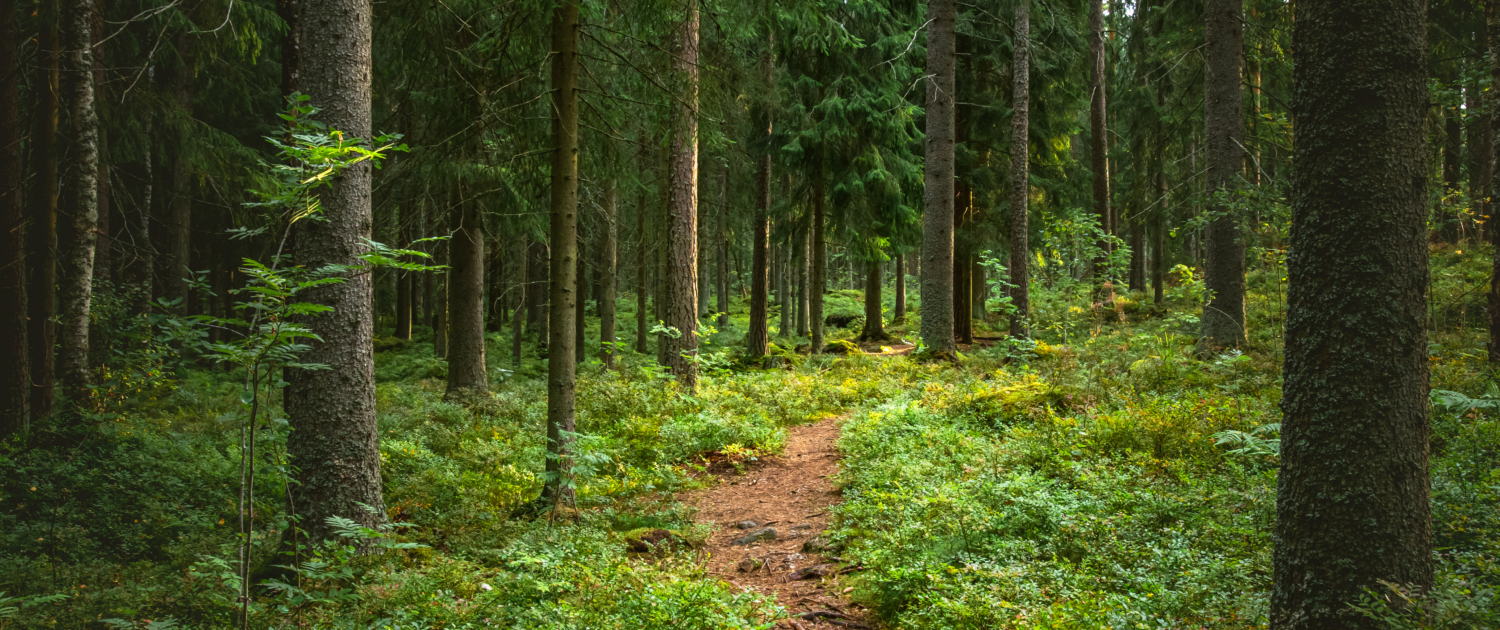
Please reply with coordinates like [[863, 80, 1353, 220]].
[[0, 0, 1495, 627]]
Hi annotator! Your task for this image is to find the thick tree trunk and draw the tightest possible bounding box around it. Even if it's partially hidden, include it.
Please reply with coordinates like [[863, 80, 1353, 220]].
[[1491, 0, 1500, 363], [1089, 0, 1111, 281], [894, 253, 906, 322], [165, 34, 196, 312], [920, 0, 957, 358], [0, 0, 28, 434], [665, 0, 701, 389], [1009, 0, 1030, 339], [601, 180, 618, 369], [511, 239, 527, 367], [543, 0, 579, 506], [1273, 1, 1433, 626], [27, 19, 58, 420], [285, 0, 386, 545], [858, 261, 887, 341], [445, 199, 487, 398], [55, 0, 100, 401], [1201, 0, 1247, 350]]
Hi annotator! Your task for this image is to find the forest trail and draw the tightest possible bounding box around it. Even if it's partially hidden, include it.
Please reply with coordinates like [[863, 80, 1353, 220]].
[[679, 416, 874, 629]]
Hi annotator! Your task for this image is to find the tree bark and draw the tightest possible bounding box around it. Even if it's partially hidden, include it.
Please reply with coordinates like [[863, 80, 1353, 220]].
[[953, 179, 972, 344], [285, 0, 386, 544], [433, 206, 449, 359], [575, 238, 586, 364], [601, 180, 618, 369], [1273, 1, 1433, 626], [1008, 0, 1030, 339], [165, 34, 196, 312], [811, 153, 827, 353], [665, 0, 701, 389], [1443, 109, 1462, 243], [0, 0, 28, 434], [511, 239, 527, 367], [715, 165, 729, 327], [56, 0, 100, 401], [90, 0, 109, 284], [1491, 0, 1500, 362], [1201, 0, 1247, 349], [858, 260, 888, 341], [1089, 0, 1111, 281], [636, 149, 650, 355], [445, 198, 487, 398], [486, 239, 504, 333], [27, 17, 58, 420], [748, 137, 770, 358], [797, 226, 809, 336], [543, 0, 579, 506], [894, 253, 906, 322], [278, 0, 300, 100], [126, 120, 153, 314], [920, 0, 957, 358]]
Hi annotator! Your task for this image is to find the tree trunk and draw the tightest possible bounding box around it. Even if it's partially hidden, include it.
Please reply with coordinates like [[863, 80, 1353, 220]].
[[486, 239, 504, 333], [27, 17, 58, 420], [636, 154, 650, 354], [665, 0, 700, 389], [445, 198, 487, 398], [1443, 109, 1461, 244], [1009, 0, 1030, 339], [971, 258, 986, 321], [1201, 0, 1247, 350], [512, 239, 527, 367], [1089, 0, 1111, 281], [165, 34, 196, 312], [395, 206, 412, 339], [1273, 1, 1433, 625], [748, 139, 770, 358], [1481, 18, 1496, 231], [601, 180, 618, 369], [811, 154, 828, 353], [90, 1, 109, 284], [716, 165, 729, 327], [433, 206, 449, 359], [126, 120, 153, 314], [543, 0, 579, 506], [284, 0, 386, 545], [894, 253, 906, 322], [575, 238, 586, 364], [858, 260, 887, 341], [953, 181, 972, 344], [920, 0, 957, 358], [1129, 211, 1146, 291], [1491, 0, 1500, 363], [278, 0, 300, 100], [0, 0, 28, 434], [797, 227, 809, 336], [1153, 118, 1167, 305], [55, 0, 100, 401]]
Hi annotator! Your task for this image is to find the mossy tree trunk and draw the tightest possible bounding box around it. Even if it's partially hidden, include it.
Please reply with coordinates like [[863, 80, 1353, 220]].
[[1273, 1, 1433, 625]]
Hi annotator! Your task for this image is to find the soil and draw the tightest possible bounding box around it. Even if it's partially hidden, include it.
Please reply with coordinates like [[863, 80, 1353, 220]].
[[680, 416, 875, 629]]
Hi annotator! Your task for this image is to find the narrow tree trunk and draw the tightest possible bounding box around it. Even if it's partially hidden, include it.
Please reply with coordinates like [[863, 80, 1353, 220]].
[[894, 253, 906, 322], [716, 165, 729, 327], [1201, 0, 1247, 349], [920, 0, 957, 359], [1481, 18, 1496, 230], [433, 207, 449, 359], [971, 258, 986, 322], [486, 239, 504, 333], [90, 1, 109, 284], [542, 0, 579, 506], [395, 206, 412, 339], [512, 239, 527, 367], [779, 242, 793, 337], [1490, 0, 1500, 363], [127, 121, 153, 314], [953, 182, 972, 344], [27, 18, 58, 420], [798, 227, 809, 336], [0, 0, 29, 434], [1008, 0, 1030, 338], [748, 37, 772, 359], [445, 198, 487, 398], [811, 154, 828, 354], [636, 157, 650, 354], [575, 238, 586, 364], [1443, 108, 1462, 243], [1273, 1, 1433, 625], [1153, 124, 1167, 305], [601, 180, 618, 369], [665, 0, 701, 388], [1089, 0, 1111, 281], [55, 0, 100, 401], [278, 0, 300, 100], [285, 0, 386, 544], [858, 260, 887, 341], [165, 34, 196, 311], [1129, 212, 1146, 291]]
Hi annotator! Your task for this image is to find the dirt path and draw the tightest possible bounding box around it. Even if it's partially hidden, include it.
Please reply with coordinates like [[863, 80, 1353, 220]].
[[679, 417, 874, 629]]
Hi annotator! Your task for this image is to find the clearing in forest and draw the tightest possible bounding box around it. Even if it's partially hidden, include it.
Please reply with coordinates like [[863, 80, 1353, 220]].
[[680, 416, 872, 629]]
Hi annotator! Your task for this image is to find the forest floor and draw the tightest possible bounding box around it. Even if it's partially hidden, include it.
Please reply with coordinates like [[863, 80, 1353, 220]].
[[680, 416, 874, 629]]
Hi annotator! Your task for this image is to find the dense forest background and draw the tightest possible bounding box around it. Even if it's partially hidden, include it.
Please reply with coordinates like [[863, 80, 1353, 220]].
[[0, 0, 1495, 628]]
